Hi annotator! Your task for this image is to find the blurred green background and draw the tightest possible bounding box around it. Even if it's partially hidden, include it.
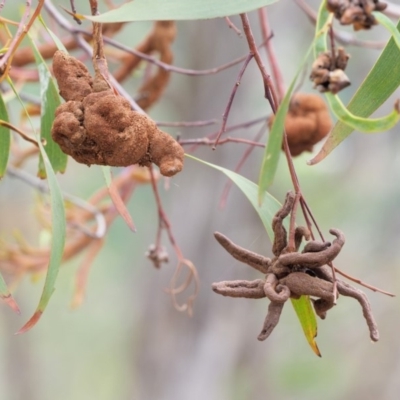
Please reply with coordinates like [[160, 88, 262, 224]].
[[0, 1, 400, 399]]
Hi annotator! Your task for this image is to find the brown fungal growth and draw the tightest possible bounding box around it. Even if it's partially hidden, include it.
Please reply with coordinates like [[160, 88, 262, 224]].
[[269, 93, 333, 156], [212, 191, 380, 343], [51, 50, 184, 177], [327, 0, 387, 30], [113, 21, 176, 111], [310, 48, 351, 94]]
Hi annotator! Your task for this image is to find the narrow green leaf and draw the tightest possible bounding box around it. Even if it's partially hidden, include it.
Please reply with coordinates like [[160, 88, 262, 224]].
[[187, 154, 319, 354], [86, 0, 279, 22], [310, 12, 400, 164], [373, 12, 400, 50], [186, 154, 281, 236], [17, 141, 66, 333], [257, 44, 314, 202], [325, 92, 400, 133], [291, 296, 320, 357], [7, 78, 66, 333], [38, 16, 68, 52], [314, 1, 331, 56], [29, 35, 68, 177], [0, 93, 10, 178]]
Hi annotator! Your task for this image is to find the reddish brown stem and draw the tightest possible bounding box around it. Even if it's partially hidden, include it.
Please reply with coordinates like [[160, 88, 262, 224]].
[[219, 123, 268, 208], [213, 53, 253, 149], [258, 7, 285, 101], [224, 17, 242, 36]]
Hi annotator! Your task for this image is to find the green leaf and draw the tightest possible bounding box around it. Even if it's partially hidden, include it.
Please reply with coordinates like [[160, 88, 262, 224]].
[[373, 12, 400, 50], [7, 78, 66, 333], [257, 43, 314, 202], [310, 11, 400, 164], [187, 154, 281, 236], [325, 92, 400, 133], [86, 0, 279, 22], [0, 93, 10, 178], [291, 296, 320, 357], [187, 154, 320, 355], [38, 16, 68, 52], [17, 142, 66, 333], [29, 35, 68, 177]]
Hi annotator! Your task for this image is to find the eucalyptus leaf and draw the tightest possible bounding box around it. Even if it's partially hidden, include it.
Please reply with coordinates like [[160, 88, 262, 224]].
[[0, 93, 10, 178], [86, 0, 279, 23], [291, 296, 320, 357], [29, 35, 68, 177], [17, 141, 66, 333], [7, 78, 66, 333], [325, 92, 400, 133], [373, 12, 400, 50]]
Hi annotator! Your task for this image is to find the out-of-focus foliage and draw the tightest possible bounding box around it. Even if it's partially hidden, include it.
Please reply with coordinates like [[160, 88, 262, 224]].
[[0, 1, 400, 400]]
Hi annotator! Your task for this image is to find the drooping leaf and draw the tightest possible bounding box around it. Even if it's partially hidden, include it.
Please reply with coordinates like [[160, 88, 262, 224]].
[[101, 166, 136, 232], [324, 92, 400, 132], [186, 154, 320, 355], [310, 9, 400, 164], [0, 93, 10, 178], [373, 12, 400, 50], [86, 0, 279, 23], [257, 43, 315, 203], [29, 35, 68, 177], [7, 78, 66, 333], [16, 141, 66, 333], [291, 296, 320, 357], [38, 16, 68, 52]]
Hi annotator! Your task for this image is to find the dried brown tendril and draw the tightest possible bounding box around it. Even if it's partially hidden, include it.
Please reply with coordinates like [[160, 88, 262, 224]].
[[268, 93, 332, 156], [51, 50, 184, 177], [114, 21, 176, 110], [212, 191, 379, 343], [310, 48, 351, 94], [327, 0, 387, 30]]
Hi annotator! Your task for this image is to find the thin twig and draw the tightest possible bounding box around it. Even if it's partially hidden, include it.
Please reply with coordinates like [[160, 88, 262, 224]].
[[213, 53, 253, 149], [0, 120, 39, 147], [258, 7, 285, 100], [69, 0, 82, 24], [224, 16, 242, 36], [334, 266, 395, 297], [179, 136, 265, 148], [156, 119, 218, 128], [0, 0, 48, 83], [7, 166, 106, 239], [187, 115, 268, 152], [219, 122, 268, 208]]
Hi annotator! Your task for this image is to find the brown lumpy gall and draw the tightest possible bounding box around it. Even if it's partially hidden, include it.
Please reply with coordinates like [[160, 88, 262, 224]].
[[52, 51, 93, 101], [268, 93, 332, 156], [327, 0, 387, 30], [51, 50, 184, 176]]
